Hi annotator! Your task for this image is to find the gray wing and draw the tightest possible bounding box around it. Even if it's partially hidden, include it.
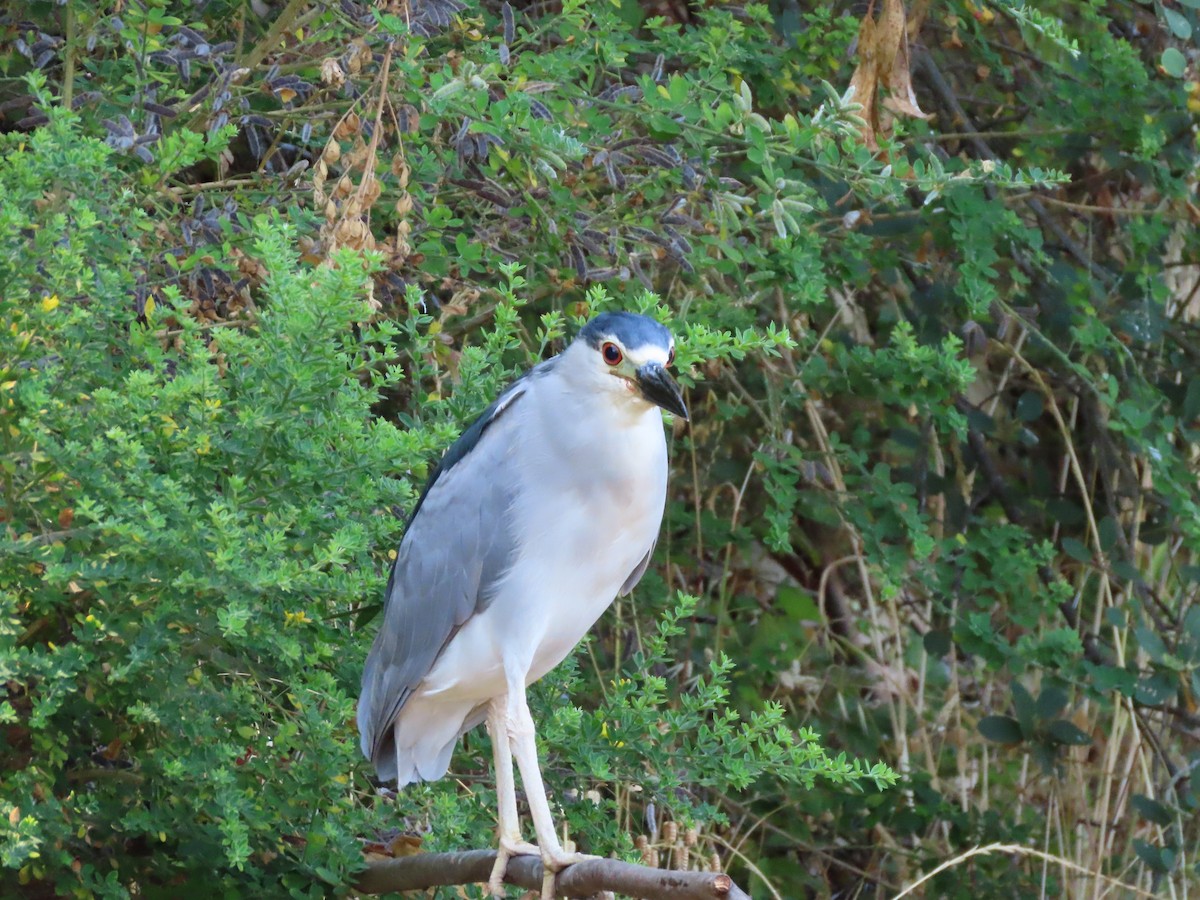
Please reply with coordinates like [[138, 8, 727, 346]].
[[358, 385, 527, 773], [618, 538, 656, 596]]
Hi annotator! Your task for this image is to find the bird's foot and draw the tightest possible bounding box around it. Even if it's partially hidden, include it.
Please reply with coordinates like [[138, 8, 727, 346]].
[[538, 847, 600, 900], [487, 836, 542, 897]]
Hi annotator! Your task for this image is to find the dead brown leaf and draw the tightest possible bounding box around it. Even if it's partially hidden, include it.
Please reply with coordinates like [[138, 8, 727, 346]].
[[846, 0, 931, 149]]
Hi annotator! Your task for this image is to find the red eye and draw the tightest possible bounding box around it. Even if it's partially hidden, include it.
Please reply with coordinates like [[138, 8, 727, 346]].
[[602, 342, 622, 366], [667, 347, 675, 367]]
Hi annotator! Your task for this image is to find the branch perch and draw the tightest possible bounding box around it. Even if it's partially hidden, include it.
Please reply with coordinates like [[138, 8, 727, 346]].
[[355, 849, 751, 899]]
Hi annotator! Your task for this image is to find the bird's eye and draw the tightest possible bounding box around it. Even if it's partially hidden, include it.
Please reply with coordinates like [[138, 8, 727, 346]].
[[666, 347, 675, 367], [602, 342, 623, 366]]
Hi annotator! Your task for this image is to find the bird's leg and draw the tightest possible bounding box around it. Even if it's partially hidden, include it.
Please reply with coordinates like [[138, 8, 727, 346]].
[[505, 686, 597, 899], [486, 697, 539, 896]]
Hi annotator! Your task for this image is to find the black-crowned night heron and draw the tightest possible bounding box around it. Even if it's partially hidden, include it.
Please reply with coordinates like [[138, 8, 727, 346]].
[[358, 312, 687, 897]]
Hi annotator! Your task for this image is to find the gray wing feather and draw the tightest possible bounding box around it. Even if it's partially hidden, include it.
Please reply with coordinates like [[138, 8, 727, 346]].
[[358, 388, 525, 771], [618, 538, 656, 596]]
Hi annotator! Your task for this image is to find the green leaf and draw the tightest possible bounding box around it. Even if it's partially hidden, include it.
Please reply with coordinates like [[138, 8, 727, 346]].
[[1134, 673, 1177, 706], [1131, 794, 1174, 827], [776, 585, 821, 621], [1183, 377, 1200, 420], [1015, 390, 1044, 422], [1097, 516, 1119, 552], [1046, 719, 1091, 746], [1061, 537, 1092, 563], [1163, 8, 1193, 39], [1161, 47, 1187, 77], [1111, 559, 1142, 583], [1085, 661, 1136, 696], [1134, 625, 1168, 664], [1185, 606, 1200, 643], [1035, 686, 1067, 720], [1011, 681, 1035, 737], [923, 630, 952, 656], [978, 715, 1023, 744], [1134, 839, 1172, 874]]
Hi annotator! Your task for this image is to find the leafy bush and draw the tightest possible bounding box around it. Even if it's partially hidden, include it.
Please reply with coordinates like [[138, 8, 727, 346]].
[[1, 103, 409, 894], [4, 0, 1200, 896]]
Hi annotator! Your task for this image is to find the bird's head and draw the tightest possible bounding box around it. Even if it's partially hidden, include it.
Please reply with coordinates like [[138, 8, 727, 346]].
[[571, 312, 688, 420]]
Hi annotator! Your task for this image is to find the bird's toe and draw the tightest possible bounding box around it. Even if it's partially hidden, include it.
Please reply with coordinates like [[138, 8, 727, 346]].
[[500, 837, 542, 858], [540, 847, 598, 872], [488, 837, 542, 896]]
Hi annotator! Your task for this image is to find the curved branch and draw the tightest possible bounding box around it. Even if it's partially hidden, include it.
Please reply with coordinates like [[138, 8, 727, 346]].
[[355, 848, 751, 899]]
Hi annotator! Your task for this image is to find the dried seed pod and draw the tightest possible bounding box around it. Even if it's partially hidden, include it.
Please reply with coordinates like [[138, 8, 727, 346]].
[[324, 199, 338, 222], [394, 192, 413, 217], [662, 821, 678, 844], [710, 851, 721, 872], [334, 112, 361, 140], [390, 153, 410, 186], [397, 104, 420, 134], [684, 826, 698, 847], [344, 136, 369, 169], [360, 175, 381, 207], [335, 175, 354, 198], [672, 846, 689, 870], [636, 835, 652, 865], [320, 57, 346, 87], [322, 142, 341, 165]]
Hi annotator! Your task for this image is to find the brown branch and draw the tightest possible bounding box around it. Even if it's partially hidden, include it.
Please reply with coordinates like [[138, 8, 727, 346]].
[[355, 849, 752, 899]]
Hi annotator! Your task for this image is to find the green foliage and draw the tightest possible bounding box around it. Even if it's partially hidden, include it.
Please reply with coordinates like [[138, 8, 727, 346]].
[[0, 106, 408, 896], [4, 0, 1200, 896]]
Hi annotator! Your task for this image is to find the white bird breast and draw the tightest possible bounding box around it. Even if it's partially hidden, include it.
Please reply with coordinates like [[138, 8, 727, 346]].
[[417, 384, 669, 703]]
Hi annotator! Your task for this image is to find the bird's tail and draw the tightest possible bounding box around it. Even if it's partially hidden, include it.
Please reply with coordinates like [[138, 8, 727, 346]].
[[364, 694, 487, 787]]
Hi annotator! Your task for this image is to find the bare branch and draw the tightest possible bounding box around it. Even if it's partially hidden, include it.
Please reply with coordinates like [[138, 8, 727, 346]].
[[355, 849, 752, 899]]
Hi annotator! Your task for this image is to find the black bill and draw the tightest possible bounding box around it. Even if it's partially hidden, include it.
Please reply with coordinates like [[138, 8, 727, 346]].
[[636, 362, 688, 420]]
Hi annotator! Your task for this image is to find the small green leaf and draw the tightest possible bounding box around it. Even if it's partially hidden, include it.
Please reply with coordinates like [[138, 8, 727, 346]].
[[1163, 8, 1193, 39], [1183, 377, 1200, 420], [1097, 516, 1119, 552], [1184, 606, 1200, 643], [1085, 661, 1136, 696], [1161, 47, 1187, 77], [1134, 673, 1177, 706], [923, 630, 952, 656], [1134, 625, 1168, 664], [1012, 681, 1035, 737], [776, 585, 820, 621], [1036, 686, 1067, 720], [1131, 794, 1174, 827], [1134, 839, 1171, 874], [1046, 719, 1091, 746], [1015, 390, 1044, 422], [1111, 559, 1142, 583], [978, 715, 1023, 744], [1061, 537, 1092, 563]]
